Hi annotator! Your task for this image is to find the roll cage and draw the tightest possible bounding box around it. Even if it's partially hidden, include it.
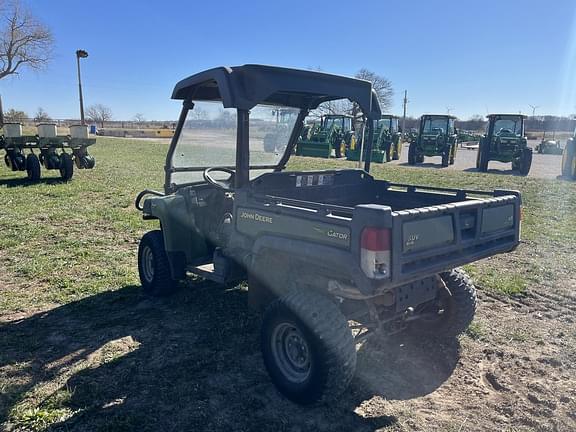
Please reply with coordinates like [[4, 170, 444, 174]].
[[164, 65, 381, 193]]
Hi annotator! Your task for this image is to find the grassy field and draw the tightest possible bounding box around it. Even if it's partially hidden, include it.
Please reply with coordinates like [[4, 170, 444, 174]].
[[1, 137, 575, 431]]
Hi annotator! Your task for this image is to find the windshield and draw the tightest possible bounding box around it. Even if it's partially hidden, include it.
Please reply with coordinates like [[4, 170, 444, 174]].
[[324, 116, 351, 131], [376, 118, 392, 131], [422, 117, 449, 134], [170, 101, 299, 185], [493, 117, 523, 136]]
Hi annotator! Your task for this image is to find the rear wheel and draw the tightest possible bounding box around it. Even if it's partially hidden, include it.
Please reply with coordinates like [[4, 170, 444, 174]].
[[138, 230, 179, 297], [476, 141, 489, 172], [261, 290, 356, 405], [411, 268, 477, 338], [59, 153, 74, 181], [518, 148, 532, 176], [408, 142, 418, 165], [26, 154, 41, 182]]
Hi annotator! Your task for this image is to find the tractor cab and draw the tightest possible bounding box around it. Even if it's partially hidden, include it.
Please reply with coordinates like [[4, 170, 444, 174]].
[[323, 114, 353, 133], [346, 114, 401, 163], [408, 114, 458, 167], [297, 114, 355, 158], [476, 114, 532, 175], [263, 109, 299, 153]]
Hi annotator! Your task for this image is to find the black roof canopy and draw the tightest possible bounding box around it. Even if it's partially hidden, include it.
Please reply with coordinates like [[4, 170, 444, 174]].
[[420, 114, 457, 120], [172, 64, 382, 118], [487, 113, 527, 119]]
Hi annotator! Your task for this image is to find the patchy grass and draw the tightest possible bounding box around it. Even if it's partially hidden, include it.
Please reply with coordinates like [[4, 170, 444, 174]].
[[464, 322, 486, 341]]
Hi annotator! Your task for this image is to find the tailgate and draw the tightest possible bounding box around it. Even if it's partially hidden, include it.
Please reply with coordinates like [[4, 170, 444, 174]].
[[390, 195, 520, 282]]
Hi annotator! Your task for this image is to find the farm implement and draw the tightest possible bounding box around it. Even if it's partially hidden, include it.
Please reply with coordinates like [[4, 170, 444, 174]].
[[1, 123, 96, 182]]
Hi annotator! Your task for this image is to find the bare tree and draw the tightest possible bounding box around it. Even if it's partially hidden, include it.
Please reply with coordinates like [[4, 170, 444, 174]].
[[86, 104, 113, 127], [353, 68, 394, 115], [133, 113, 146, 124], [312, 68, 394, 125], [34, 106, 50, 122], [0, 0, 54, 80], [4, 107, 27, 122]]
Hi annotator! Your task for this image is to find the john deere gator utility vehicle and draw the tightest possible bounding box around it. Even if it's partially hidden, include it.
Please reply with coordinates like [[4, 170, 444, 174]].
[[408, 114, 458, 167], [348, 114, 401, 163], [296, 114, 355, 158], [561, 126, 576, 179], [135, 65, 522, 405], [476, 114, 532, 175]]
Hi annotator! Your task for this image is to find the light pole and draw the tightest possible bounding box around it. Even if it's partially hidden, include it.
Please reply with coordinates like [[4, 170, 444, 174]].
[[76, 49, 89, 125]]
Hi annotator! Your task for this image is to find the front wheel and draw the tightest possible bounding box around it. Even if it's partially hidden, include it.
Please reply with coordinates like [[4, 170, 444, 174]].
[[518, 148, 533, 176], [441, 148, 450, 167], [411, 268, 477, 338], [261, 290, 356, 405], [59, 153, 74, 181], [449, 144, 456, 165], [26, 154, 41, 182], [138, 230, 179, 297]]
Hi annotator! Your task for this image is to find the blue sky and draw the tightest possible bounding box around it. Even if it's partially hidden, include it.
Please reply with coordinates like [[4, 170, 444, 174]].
[[2, 0, 575, 121]]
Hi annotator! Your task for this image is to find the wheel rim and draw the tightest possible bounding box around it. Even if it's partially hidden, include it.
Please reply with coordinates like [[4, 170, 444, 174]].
[[141, 245, 155, 283], [271, 322, 311, 384]]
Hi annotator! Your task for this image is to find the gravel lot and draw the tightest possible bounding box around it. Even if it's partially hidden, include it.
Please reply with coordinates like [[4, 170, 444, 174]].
[[387, 140, 564, 180]]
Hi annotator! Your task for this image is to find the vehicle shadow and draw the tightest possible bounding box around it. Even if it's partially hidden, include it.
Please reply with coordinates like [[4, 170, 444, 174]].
[[0, 177, 66, 187], [462, 167, 522, 176], [0, 282, 458, 431], [397, 162, 448, 170]]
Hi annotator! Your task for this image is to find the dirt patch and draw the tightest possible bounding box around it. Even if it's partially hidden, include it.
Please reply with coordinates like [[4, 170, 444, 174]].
[[1, 278, 574, 432]]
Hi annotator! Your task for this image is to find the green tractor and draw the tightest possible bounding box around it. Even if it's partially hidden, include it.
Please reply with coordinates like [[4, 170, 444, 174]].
[[347, 115, 401, 163], [535, 131, 563, 155], [263, 109, 298, 153], [561, 126, 576, 179], [296, 114, 355, 158], [476, 114, 532, 175], [408, 114, 458, 167]]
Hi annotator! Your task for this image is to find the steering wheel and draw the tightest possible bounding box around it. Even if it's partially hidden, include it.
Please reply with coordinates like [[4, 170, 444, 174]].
[[203, 167, 235, 191]]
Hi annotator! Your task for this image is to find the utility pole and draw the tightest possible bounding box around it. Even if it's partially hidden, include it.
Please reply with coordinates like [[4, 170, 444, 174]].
[[446, 106, 454, 115], [402, 90, 409, 136]]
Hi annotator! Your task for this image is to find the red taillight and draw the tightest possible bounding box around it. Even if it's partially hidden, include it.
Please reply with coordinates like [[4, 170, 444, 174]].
[[361, 227, 391, 251], [360, 228, 391, 279]]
